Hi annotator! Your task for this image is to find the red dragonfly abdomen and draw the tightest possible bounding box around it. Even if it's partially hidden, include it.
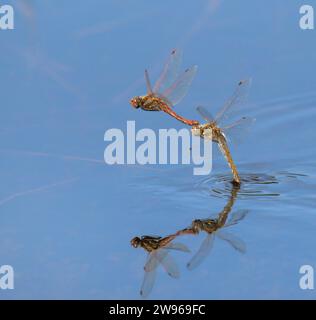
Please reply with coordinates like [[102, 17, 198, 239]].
[[159, 101, 199, 126]]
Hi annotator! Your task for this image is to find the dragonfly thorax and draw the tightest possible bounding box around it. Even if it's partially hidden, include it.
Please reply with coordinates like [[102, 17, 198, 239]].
[[192, 218, 218, 233], [131, 235, 164, 252], [131, 95, 164, 111], [191, 122, 222, 141]]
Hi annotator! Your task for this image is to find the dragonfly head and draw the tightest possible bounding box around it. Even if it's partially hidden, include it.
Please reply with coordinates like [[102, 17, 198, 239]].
[[130, 96, 142, 109], [131, 236, 141, 248]]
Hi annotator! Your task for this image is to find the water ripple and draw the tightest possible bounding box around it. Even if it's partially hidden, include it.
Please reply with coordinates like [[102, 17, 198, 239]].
[[194, 171, 307, 200]]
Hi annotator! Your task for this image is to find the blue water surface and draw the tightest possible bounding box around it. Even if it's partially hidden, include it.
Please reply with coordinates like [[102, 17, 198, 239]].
[[0, 0, 316, 299]]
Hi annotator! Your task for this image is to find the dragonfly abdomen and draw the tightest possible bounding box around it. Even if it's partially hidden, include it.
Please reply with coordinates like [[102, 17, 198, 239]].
[[218, 136, 241, 185]]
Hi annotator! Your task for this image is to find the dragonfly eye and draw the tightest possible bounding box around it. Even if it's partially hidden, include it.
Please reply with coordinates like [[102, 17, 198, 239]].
[[130, 97, 140, 109], [130, 236, 141, 247]]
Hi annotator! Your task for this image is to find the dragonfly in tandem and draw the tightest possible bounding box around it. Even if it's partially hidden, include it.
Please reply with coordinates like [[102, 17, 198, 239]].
[[191, 79, 256, 185], [131, 234, 190, 298], [130, 49, 199, 126], [177, 185, 248, 270]]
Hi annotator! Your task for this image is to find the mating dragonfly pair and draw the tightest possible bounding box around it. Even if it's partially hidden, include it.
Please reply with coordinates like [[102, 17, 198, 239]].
[[130, 49, 255, 185], [131, 185, 247, 298]]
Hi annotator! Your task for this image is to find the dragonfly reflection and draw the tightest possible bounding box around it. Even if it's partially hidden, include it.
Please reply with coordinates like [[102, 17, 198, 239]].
[[131, 234, 190, 298], [130, 49, 199, 126], [177, 185, 248, 270], [191, 79, 256, 185]]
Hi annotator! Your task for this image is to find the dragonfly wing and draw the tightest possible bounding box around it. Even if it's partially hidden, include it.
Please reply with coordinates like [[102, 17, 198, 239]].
[[216, 230, 246, 253], [155, 249, 180, 278], [144, 251, 164, 272], [144, 249, 180, 278], [187, 233, 215, 270], [214, 78, 252, 125], [140, 265, 157, 298], [196, 106, 215, 122], [225, 209, 249, 227], [222, 117, 256, 145], [161, 65, 198, 106], [164, 242, 191, 252], [153, 49, 182, 94], [144, 69, 153, 94]]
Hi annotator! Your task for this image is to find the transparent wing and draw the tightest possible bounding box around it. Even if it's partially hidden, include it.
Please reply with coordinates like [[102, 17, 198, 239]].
[[144, 249, 179, 278], [216, 230, 246, 253], [161, 65, 198, 106], [187, 233, 215, 270], [156, 249, 180, 278], [196, 106, 215, 123], [140, 266, 156, 298], [164, 242, 190, 252], [144, 251, 165, 273], [145, 69, 153, 94], [153, 49, 182, 94], [225, 209, 249, 227], [222, 117, 256, 145], [215, 79, 252, 125]]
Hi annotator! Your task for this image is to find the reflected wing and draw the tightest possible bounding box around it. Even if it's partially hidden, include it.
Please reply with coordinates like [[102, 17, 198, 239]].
[[144, 249, 180, 278], [197, 106, 215, 122], [164, 242, 190, 252], [225, 209, 249, 227], [161, 65, 198, 106], [144, 251, 165, 273], [153, 49, 182, 94], [216, 230, 246, 253], [144, 249, 168, 272], [215, 79, 252, 125], [222, 117, 256, 145], [140, 267, 156, 298], [187, 233, 215, 270], [156, 249, 180, 278]]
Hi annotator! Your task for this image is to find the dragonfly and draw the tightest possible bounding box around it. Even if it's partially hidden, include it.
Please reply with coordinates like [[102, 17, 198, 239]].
[[176, 185, 248, 270], [191, 79, 256, 185], [130, 49, 199, 126], [131, 234, 190, 298]]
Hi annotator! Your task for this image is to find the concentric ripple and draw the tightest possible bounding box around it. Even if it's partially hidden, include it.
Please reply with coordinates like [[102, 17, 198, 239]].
[[194, 171, 306, 199]]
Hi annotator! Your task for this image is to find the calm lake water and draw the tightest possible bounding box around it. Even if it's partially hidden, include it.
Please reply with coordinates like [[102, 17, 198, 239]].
[[0, 0, 315, 299]]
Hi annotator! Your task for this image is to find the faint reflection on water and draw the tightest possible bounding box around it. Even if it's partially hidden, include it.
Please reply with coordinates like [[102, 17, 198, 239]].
[[132, 184, 246, 298], [177, 184, 248, 271]]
